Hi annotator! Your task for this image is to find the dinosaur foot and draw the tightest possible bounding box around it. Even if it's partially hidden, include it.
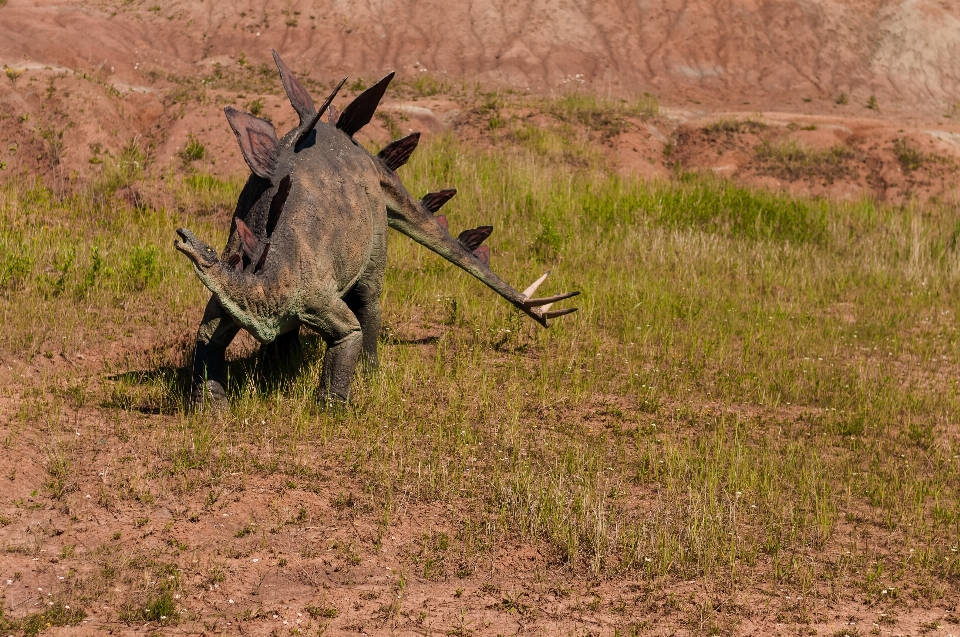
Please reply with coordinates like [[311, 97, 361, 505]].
[[190, 380, 228, 412]]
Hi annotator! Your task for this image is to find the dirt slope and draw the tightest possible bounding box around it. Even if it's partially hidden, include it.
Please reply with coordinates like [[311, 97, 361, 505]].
[[2, 0, 960, 206], [2, 0, 959, 114]]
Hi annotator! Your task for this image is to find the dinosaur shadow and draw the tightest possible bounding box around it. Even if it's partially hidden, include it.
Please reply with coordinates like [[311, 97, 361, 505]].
[[107, 331, 328, 413]]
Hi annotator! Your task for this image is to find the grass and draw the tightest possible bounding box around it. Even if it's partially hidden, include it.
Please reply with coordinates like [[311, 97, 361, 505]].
[[548, 92, 659, 137], [704, 118, 767, 135], [1, 126, 960, 626], [894, 138, 924, 172], [753, 139, 856, 183]]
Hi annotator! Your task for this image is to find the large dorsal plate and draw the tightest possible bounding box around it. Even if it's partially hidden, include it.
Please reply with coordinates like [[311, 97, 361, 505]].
[[336, 72, 396, 137], [272, 50, 315, 124], [224, 107, 279, 179]]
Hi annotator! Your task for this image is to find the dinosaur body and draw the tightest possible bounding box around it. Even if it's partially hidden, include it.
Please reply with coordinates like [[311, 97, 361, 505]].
[[176, 51, 578, 403]]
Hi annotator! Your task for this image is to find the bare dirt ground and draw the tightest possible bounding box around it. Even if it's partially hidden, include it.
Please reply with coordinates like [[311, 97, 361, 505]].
[[2, 1, 960, 636]]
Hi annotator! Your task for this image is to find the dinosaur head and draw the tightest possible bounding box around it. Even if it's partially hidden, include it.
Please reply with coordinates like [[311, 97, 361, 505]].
[[175, 228, 220, 270]]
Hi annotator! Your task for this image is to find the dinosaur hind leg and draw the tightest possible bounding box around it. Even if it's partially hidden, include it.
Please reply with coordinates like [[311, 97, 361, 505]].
[[192, 296, 242, 409], [302, 296, 364, 402]]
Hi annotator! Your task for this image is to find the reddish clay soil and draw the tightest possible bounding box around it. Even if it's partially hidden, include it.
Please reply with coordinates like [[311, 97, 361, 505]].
[[1, 0, 960, 205]]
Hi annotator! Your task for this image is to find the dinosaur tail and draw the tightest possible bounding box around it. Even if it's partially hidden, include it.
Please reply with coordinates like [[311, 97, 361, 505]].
[[377, 158, 579, 327]]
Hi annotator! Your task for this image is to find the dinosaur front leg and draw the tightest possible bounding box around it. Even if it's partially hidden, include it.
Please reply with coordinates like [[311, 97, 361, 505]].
[[191, 296, 241, 409], [302, 297, 364, 402], [345, 282, 382, 372]]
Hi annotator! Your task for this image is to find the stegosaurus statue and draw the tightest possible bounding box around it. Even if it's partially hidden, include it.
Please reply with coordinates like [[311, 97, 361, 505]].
[[175, 50, 579, 404]]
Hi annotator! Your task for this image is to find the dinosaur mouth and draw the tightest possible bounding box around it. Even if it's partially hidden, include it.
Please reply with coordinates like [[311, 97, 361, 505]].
[[175, 228, 220, 268]]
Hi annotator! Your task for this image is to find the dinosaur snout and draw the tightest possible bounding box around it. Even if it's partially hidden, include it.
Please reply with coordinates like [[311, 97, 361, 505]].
[[175, 228, 220, 268]]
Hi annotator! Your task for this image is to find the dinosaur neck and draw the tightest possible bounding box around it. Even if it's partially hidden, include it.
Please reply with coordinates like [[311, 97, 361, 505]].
[[195, 264, 285, 343]]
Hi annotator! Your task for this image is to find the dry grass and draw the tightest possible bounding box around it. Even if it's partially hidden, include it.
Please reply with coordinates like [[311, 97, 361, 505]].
[[753, 139, 857, 183], [1, 127, 959, 632]]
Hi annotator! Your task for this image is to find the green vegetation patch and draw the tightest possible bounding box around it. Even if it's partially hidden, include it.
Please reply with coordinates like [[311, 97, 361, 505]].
[[549, 92, 659, 137], [753, 139, 856, 183], [0, 601, 86, 637]]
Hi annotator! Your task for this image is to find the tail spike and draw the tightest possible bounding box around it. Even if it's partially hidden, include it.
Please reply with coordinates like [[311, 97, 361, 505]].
[[543, 307, 578, 320], [336, 72, 395, 137], [522, 271, 550, 299]]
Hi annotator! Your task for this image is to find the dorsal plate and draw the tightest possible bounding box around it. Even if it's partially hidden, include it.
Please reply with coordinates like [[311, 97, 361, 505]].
[[421, 189, 457, 213], [379, 132, 420, 171], [336, 72, 396, 137], [272, 50, 315, 124], [224, 107, 279, 179], [457, 226, 493, 251]]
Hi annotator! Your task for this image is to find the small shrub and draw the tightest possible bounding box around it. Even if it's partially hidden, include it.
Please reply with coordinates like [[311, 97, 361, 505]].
[[75, 246, 105, 300], [4, 66, 24, 81], [306, 605, 339, 619], [754, 139, 855, 183], [123, 245, 160, 291], [98, 137, 146, 193], [375, 111, 402, 139], [18, 601, 86, 636], [703, 118, 767, 135], [867, 95, 879, 110], [0, 251, 34, 291], [549, 93, 658, 138], [179, 134, 206, 162], [893, 138, 923, 172], [38, 246, 76, 299], [533, 218, 564, 262], [411, 74, 441, 97], [39, 127, 66, 168], [142, 591, 177, 622], [246, 98, 264, 117], [836, 93, 849, 105]]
